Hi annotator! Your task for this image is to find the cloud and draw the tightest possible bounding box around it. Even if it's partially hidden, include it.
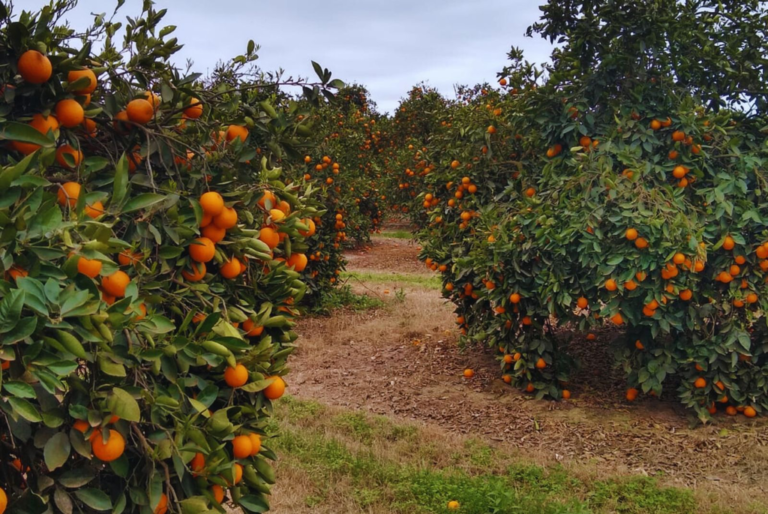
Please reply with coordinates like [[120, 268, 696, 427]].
[[26, 0, 553, 112]]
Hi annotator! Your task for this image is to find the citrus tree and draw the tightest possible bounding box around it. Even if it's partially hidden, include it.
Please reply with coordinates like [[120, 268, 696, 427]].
[[387, 1, 768, 421], [0, 1, 340, 512]]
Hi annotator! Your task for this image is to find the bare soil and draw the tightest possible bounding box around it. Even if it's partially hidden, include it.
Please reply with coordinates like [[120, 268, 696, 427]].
[[284, 235, 768, 510]]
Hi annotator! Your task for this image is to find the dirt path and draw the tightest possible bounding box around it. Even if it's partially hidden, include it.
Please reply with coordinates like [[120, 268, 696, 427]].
[[285, 235, 768, 510]]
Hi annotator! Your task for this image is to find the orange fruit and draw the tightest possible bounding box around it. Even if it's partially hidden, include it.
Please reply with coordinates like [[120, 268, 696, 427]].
[[226, 125, 249, 142], [635, 237, 648, 249], [671, 130, 685, 142], [526, 383, 535, 393], [258, 227, 279, 249], [144, 91, 161, 111], [672, 165, 688, 179], [211, 485, 225, 504], [68, 68, 97, 94], [605, 278, 617, 291], [562, 390, 571, 400], [231, 434, 253, 459], [635, 340, 645, 350], [624, 280, 637, 291], [18, 50, 52, 84], [694, 377, 706, 388], [535, 357, 546, 369], [220, 257, 242, 279], [650, 119, 661, 130], [509, 293, 521, 304], [181, 262, 207, 282], [101, 270, 130, 297], [744, 406, 757, 418], [625, 228, 638, 240], [190, 452, 205, 474], [610, 312, 623, 325], [118, 249, 142, 266], [233, 463, 243, 485], [77, 256, 102, 278], [113, 110, 130, 132], [202, 224, 226, 243], [626, 388, 638, 401], [451, 160, 460, 169], [463, 369, 474, 378], [248, 433, 262, 456], [200, 191, 224, 216], [213, 207, 238, 229], [269, 209, 285, 222], [299, 218, 316, 237], [224, 363, 248, 388], [673, 253, 686, 265], [264, 376, 286, 399], [189, 237, 215, 263], [286, 253, 308, 272], [242, 319, 263, 337], [448, 501, 460, 510], [576, 297, 588, 309], [525, 187, 536, 197], [257, 190, 277, 210], [56, 145, 83, 169], [154, 493, 168, 514], [126, 99, 154, 124], [723, 235, 735, 250], [56, 98, 85, 127], [57, 181, 81, 208], [91, 429, 125, 462], [679, 289, 692, 301], [726, 406, 737, 416], [184, 98, 203, 119], [746, 293, 758, 304]]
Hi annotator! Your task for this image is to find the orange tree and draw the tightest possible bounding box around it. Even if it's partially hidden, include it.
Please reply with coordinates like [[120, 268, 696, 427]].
[[389, 1, 768, 421], [289, 84, 388, 302], [0, 1, 341, 512]]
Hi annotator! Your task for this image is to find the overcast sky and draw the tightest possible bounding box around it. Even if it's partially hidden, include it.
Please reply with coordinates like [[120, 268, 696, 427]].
[[28, 0, 553, 113]]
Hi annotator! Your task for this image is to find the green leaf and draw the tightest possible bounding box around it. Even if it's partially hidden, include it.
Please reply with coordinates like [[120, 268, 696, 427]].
[[239, 494, 269, 513], [107, 388, 141, 422], [112, 154, 129, 208], [98, 355, 126, 377], [0, 316, 37, 345], [0, 121, 56, 147], [0, 289, 24, 334], [3, 381, 36, 398], [75, 488, 113, 511], [9, 397, 42, 422], [122, 193, 166, 213], [44, 432, 71, 471], [58, 467, 96, 489]]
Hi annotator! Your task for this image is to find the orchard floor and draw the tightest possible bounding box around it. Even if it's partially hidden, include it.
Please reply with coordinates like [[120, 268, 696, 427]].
[[267, 234, 768, 514]]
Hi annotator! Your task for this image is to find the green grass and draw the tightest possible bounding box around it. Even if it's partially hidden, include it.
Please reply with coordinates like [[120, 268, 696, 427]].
[[311, 285, 386, 314], [374, 230, 414, 240], [341, 271, 442, 290], [268, 397, 699, 514]]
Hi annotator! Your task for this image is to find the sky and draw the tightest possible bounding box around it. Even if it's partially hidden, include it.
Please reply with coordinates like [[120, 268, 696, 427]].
[[28, 0, 554, 113]]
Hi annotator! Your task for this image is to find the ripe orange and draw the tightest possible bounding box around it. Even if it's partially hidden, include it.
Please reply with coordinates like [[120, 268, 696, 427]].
[[726, 406, 737, 416], [213, 206, 238, 229], [233, 463, 243, 485], [509, 292, 521, 304], [144, 91, 161, 111], [744, 406, 757, 418], [299, 218, 316, 237], [605, 278, 617, 291], [202, 224, 226, 243], [635, 237, 648, 249], [77, 256, 102, 278], [101, 270, 130, 297], [562, 390, 571, 399], [723, 235, 735, 250], [535, 357, 546, 369], [258, 227, 279, 249], [248, 433, 262, 456], [126, 99, 154, 124], [624, 280, 637, 291], [68, 68, 98, 94], [57, 182, 81, 208], [287, 253, 308, 272], [200, 191, 224, 216], [18, 50, 52, 84], [0, 487, 7, 514], [223, 364, 249, 388], [746, 293, 758, 304], [257, 190, 277, 210], [525, 187, 536, 197], [577, 297, 588, 309], [211, 485, 225, 504], [626, 388, 639, 401], [264, 376, 286, 399], [635, 340, 645, 350], [113, 110, 130, 133], [448, 501, 460, 510], [673, 253, 686, 265], [672, 165, 687, 179], [679, 289, 692, 301], [625, 228, 638, 240], [242, 319, 264, 337], [650, 119, 661, 130], [451, 160, 460, 169], [56, 145, 83, 169], [191, 452, 205, 474], [232, 434, 253, 459], [526, 383, 535, 393], [226, 125, 249, 142], [189, 237, 215, 263], [671, 130, 685, 142], [184, 98, 203, 119], [56, 98, 85, 127], [694, 377, 706, 388], [220, 257, 243, 279], [610, 312, 623, 325], [154, 493, 168, 514], [118, 249, 142, 266], [92, 429, 125, 462]]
